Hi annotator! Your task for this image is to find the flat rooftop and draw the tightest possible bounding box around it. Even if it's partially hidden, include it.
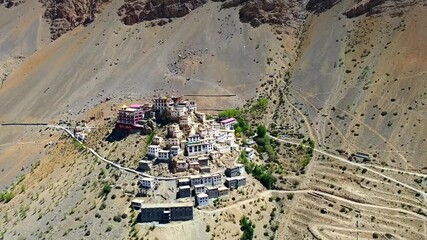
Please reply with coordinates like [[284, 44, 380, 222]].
[[141, 202, 193, 209], [140, 177, 153, 181], [226, 176, 246, 181], [131, 198, 145, 204], [197, 193, 208, 198], [220, 118, 236, 124]]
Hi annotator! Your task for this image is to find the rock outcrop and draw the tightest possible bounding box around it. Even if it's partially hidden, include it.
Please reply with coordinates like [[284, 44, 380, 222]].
[[239, 0, 306, 29], [0, 0, 23, 8], [305, 0, 342, 13], [344, 0, 423, 18], [117, 0, 208, 26], [218, 0, 306, 30], [305, 0, 424, 18], [40, 0, 111, 40]]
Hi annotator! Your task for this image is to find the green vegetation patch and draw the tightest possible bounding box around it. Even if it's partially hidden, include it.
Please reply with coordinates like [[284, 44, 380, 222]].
[[0, 190, 15, 203], [240, 150, 277, 189], [240, 216, 255, 240]]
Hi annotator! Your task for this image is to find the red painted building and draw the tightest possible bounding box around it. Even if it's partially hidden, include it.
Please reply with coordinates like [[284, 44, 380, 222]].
[[117, 104, 144, 128]]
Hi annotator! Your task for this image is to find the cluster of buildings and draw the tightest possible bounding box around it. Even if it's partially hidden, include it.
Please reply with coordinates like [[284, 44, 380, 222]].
[[133, 164, 248, 223], [177, 164, 247, 207], [120, 96, 255, 223], [144, 118, 240, 173], [116, 96, 198, 130]]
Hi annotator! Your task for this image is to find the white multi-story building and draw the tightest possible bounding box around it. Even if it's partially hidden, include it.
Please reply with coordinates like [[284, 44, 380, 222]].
[[148, 145, 160, 158], [196, 193, 209, 206], [187, 135, 201, 143], [158, 150, 170, 160], [168, 138, 180, 146], [201, 175, 213, 186], [194, 184, 205, 195], [187, 142, 214, 156], [199, 174, 221, 186], [190, 175, 202, 186], [140, 177, 155, 188], [212, 173, 222, 186]]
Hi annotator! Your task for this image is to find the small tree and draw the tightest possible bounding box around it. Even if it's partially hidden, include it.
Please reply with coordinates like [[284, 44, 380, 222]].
[[101, 183, 112, 196], [240, 216, 255, 240], [257, 124, 267, 138]]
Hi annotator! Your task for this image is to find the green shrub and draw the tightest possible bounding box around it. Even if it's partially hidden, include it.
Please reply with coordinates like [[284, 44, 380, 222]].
[[113, 214, 122, 222], [218, 109, 242, 119], [101, 183, 112, 196], [0, 191, 14, 203], [257, 124, 267, 138], [240, 216, 255, 240]]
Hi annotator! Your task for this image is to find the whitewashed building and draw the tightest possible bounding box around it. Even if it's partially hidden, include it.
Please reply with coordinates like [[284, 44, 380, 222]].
[[187, 143, 214, 156], [194, 184, 205, 195], [168, 138, 180, 146], [201, 175, 213, 186], [158, 150, 170, 160], [190, 176, 202, 186], [196, 193, 209, 206], [212, 173, 222, 185], [187, 135, 201, 143], [140, 177, 155, 188], [148, 145, 160, 158]]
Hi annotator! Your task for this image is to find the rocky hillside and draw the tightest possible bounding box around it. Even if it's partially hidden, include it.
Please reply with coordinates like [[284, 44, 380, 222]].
[[344, 0, 426, 18], [238, 0, 306, 30], [117, 0, 208, 25], [40, 0, 112, 39], [307, 0, 426, 17]]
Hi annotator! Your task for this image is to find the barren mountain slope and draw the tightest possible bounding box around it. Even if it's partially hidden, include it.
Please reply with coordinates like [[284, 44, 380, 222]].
[[0, 1, 50, 60], [0, 0, 294, 123], [289, 0, 427, 169]]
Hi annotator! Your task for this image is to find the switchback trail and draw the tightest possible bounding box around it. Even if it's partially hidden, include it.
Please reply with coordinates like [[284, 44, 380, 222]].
[[198, 189, 426, 220]]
